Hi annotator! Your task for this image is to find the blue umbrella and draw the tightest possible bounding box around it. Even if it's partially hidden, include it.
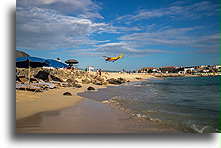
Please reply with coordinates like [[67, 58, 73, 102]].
[[16, 56, 49, 68], [45, 59, 68, 68], [16, 56, 49, 84]]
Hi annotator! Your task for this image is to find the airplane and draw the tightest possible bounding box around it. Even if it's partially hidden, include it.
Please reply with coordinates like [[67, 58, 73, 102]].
[[103, 53, 123, 62]]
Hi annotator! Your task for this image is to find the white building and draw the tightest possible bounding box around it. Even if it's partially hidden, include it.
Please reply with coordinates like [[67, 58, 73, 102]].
[[87, 66, 95, 72], [215, 65, 221, 71], [184, 67, 195, 74]]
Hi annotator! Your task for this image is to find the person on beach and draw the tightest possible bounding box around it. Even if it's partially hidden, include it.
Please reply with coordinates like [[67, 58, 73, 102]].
[[98, 69, 102, 76]]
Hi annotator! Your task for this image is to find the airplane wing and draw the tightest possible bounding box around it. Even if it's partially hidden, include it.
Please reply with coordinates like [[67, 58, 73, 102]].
[[103, 56, 111, 58]]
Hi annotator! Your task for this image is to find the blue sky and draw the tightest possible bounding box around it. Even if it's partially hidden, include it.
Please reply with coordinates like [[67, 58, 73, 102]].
[[16, 0, 220, 71]]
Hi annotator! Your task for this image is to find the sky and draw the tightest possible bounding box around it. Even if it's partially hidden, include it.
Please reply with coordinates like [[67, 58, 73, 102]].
[[16, 0, 220, 71]]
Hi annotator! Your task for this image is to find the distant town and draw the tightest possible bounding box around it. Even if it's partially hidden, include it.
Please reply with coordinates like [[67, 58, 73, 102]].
[[137, 65, 221, 76], [85, 64, 221, 77]]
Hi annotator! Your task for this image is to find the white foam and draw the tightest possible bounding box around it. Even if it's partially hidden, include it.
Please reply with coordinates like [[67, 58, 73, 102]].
[[189, 122, 210, 133], [136, 113, 147, 118], [149, 117, 161, 122]]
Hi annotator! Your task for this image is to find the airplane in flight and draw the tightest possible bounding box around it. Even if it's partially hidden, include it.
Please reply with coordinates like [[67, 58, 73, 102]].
[[103, 53, 123, 62]]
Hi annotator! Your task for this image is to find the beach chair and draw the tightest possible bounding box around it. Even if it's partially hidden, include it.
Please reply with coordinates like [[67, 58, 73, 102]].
[[18, 76, 56, 90], [37, 79, 58, 89], [50, 80, 68, 87], [17, 76, 29, 83], [28, 82, 50, 90], [17, 76, 39, 84], [16, 83, 43, 93]]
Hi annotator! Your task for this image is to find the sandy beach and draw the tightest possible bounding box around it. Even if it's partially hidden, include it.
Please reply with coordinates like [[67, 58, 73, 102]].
[[16, 72, 154, 120], [16, 73, 165, 133]]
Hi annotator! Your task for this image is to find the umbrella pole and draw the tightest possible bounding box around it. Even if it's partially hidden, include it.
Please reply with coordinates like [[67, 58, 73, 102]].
[[28, 61, 30, 86]]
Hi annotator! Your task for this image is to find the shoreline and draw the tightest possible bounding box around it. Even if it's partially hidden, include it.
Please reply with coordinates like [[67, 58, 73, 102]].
[[16, 97, 180, 133], [17, 73, 169, 133]]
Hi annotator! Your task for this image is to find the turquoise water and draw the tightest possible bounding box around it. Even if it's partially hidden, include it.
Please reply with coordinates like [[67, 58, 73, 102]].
[[79, 76, 220, 133]]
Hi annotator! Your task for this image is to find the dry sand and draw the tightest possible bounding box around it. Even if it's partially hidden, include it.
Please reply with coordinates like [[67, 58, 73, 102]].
[[97, 71, 155, 81], [16, 83, 106, 120]]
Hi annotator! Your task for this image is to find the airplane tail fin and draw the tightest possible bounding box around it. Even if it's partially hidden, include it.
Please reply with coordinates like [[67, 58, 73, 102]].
[[119, 53, 123, 58]]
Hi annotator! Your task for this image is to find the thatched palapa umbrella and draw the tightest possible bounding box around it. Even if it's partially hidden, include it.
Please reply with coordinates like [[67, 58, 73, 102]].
[[65, 59, 79, 68], [65, 59, 79, 64]]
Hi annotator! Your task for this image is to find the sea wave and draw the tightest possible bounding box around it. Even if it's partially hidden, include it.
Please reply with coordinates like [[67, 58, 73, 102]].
[[103, 96, 162, 123], [132, 84, 142, 87]]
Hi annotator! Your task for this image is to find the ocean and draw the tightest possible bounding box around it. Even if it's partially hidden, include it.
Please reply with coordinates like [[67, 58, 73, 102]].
[[78, 76, 220, 133]]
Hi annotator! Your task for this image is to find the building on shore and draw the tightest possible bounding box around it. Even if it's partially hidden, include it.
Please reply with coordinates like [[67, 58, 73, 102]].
[[183, 67, 195, 74], [139, 67, 158, 73], [138, 64, 221, 75], [86, 66, 95, 72], [159, 66, 180, 73]]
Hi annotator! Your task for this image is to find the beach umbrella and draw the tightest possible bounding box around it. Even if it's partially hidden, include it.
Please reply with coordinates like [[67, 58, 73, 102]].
[[16, 56, 49, 68], [16, 56, 49, 84], [45, 59, 68, 68], [65, 59, 79, 69], [65, 59, 79, 65], [16, 50, 30, 57]]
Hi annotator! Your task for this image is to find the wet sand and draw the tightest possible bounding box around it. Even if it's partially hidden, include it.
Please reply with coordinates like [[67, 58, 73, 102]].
[[17, 98, 179, 133], [16, 99, 131, 133]]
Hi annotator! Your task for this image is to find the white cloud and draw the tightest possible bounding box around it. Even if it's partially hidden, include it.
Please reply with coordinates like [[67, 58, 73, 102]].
[[79, 12, 104, 19], [16, 0, 108, 50], [85, 23, 141, 34], [120, 27, 195, 44], [116, 1, 219, 23], [16, 0, 141, 51], [68, 41, 172, 57], [17, 0, 101, 17], [119, 27, 220, 54]]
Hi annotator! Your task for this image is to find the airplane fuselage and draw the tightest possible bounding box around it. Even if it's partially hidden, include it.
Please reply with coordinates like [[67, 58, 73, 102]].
[[104, 53, 123, 62], [105, 56, 120, 62]]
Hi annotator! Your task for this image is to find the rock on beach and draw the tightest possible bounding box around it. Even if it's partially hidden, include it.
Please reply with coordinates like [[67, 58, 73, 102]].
[[17, 68, 131, 87], [63, 92, 72, 96], [107, 78, 127, 85], [87, 86, 96, 91]]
